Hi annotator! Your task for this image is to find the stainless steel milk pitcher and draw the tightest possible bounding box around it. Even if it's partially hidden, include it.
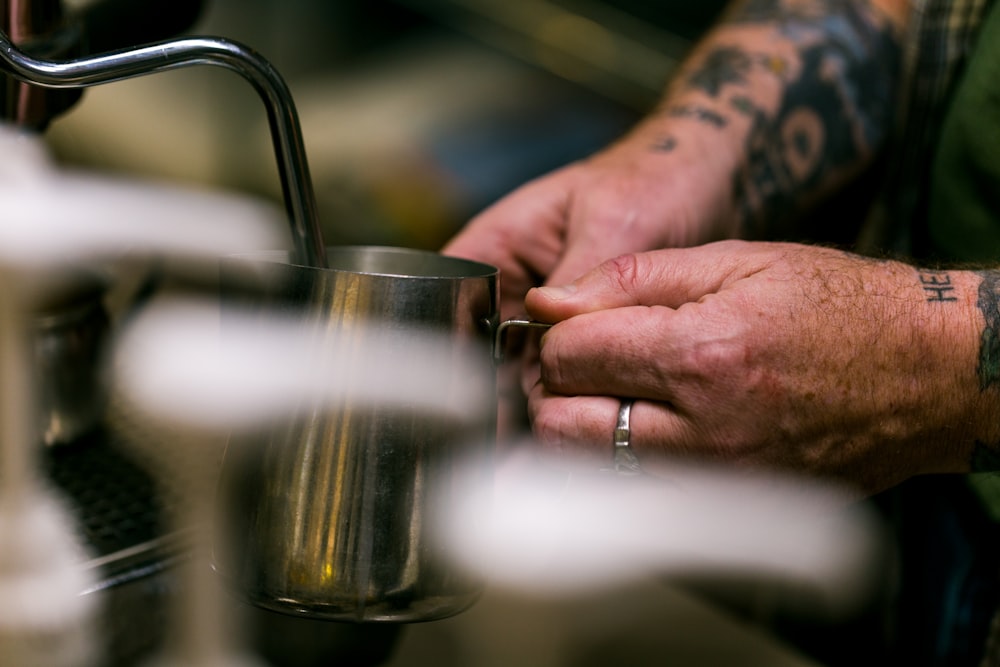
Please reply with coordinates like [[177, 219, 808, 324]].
[[214, 246, 504, 623]]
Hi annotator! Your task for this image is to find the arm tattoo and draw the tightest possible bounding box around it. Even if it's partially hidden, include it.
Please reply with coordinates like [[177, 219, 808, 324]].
[[977, 271, 1000, 391], [651, 136, 678, 152], [700, 0, 902, 237], [972, 442, 1000, 472], [972, 272, 1000, 471], [666, 105, 728, 128], [731, 95, 757, 117], [687, 47, 754, 96]]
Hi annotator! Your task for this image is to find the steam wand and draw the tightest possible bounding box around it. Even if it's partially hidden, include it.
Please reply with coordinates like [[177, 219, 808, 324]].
[[0, 31, 328, 269]]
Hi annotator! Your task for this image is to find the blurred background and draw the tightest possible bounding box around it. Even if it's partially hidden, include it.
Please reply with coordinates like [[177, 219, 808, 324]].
[[43, 0, 726, 251]]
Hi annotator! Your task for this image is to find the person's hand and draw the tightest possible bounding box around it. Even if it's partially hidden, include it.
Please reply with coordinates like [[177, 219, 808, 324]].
[[523, 241, 994, 495], [442, 127, 738, 321]]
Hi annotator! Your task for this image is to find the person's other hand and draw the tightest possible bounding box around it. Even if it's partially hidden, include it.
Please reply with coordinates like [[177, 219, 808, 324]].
[[523, 241, 991, 495], [442, 128, 736, 321]]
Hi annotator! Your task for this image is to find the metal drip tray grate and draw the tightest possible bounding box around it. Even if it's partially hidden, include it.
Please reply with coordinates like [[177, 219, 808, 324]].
[[43, 428, 166, 560], [41, 427, 189, 665], [39, 425, 402, 667]]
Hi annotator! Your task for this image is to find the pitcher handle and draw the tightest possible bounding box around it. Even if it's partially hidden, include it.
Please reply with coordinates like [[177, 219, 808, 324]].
[[493, 319, 553, 364]]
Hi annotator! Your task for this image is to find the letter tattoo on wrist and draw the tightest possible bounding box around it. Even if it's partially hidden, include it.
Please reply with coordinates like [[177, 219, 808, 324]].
[[919, 270, 958, 302]]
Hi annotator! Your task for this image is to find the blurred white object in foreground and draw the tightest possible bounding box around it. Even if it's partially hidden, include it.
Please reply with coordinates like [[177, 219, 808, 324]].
[[437, 450, 886, 618], [0, 124, 286, 667], [0, 126, 284, 275], [0, 489, 101, 667], [111, 297, 490, 432]]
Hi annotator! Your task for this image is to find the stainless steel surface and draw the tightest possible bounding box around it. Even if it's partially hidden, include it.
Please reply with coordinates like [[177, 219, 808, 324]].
[[215, 246, 499, 623], [42, 426, 180, 666], [0, 27, 327, 268], [32, 272, 109, 446]]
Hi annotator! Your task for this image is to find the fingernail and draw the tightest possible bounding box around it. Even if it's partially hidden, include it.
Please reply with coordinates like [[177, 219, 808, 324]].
[[535, 284, 577, 300]]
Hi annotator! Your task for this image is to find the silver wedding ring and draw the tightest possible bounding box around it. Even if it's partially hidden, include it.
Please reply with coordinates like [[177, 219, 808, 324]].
[[612, 399, 642, 475]]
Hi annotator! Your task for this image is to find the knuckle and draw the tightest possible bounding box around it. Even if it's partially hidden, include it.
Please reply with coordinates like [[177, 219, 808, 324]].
[[538, 332, 572, 393], [601, 253, 644, 297], [683, 339, 745, 381], [529, 398, 599, 460], [528, 399, 567, 448]]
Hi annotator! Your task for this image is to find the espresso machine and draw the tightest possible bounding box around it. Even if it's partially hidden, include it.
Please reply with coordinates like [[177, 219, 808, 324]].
[[0, 0, 201, 130], [0, 2, 407, 665], [3, 0, 207, 448]]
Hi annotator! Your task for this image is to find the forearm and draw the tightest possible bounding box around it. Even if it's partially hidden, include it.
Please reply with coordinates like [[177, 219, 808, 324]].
[[877, 265, 1000, 475], [614, 0, 906, 242]]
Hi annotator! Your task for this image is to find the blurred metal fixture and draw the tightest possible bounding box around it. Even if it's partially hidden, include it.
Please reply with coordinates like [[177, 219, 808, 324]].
[[394, 0, 693, 111], [32, 271, 109, 446], [0, 0, 205, 128], [0, 27, 327, 268], [0, 0, 83, 128]]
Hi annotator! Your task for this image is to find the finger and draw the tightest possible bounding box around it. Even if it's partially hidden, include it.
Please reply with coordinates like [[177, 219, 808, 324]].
[[537, 305, 721, 401], [527, 384, 688, 471], [519, 343, 541, 399], [443, 227, 539, 320], [497, 360, 530, 444], [542, 163, 687, 289], [525, 240, 768, 322], [443, 176, 570, 316], [544, 210, 647, 290]]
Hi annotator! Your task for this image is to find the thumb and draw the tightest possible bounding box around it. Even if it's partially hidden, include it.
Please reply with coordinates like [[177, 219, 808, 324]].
[[543, 231, 634, 292], [525, 241, 763, 321]]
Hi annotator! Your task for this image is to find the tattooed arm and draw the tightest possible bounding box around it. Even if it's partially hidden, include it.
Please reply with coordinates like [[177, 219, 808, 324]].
[[444, 0, 911, 320], [441, 0, 910, 436], [524, 242, 1000, 495], [652, 0, 907, 239]]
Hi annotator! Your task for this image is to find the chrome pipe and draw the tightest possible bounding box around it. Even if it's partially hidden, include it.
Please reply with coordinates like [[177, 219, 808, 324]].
[[0, 31, 327, 268]]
